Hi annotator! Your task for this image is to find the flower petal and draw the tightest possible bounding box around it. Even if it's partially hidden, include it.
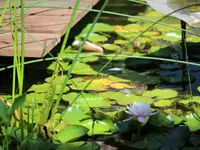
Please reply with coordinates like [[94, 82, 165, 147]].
[[138, 116, 146, 123], [122, 116, 135, 122], [147, 112, 157, 116]]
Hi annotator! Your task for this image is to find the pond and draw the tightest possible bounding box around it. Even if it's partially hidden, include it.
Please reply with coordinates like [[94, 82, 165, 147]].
[[0, 0, 200, 149]]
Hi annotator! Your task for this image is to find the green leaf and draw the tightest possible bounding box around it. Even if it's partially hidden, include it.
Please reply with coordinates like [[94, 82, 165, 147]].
[[102, 44, 120, 51], [62, 92, 111, 108], [81, 23, 115, 33], [162, 126, 190, 148], [166, 114, 184, 125], [0, 100, 10, 123], [79, 119, 114, 136], [31, 141, 55, 150], [54, 125, 89, 143], [4, 127, 28, 142], [45, 76, 84, 85], [8, 94, 26, 116], [153, 100, 173, 107], [28, 83, 69, 94], [149, 112, 174, 128], [142, 89, 178, 99], [61, 107, 91, 124], [185, 114, 200, 132], [68, 61, 99, 75], [81, 33, 108, 42]]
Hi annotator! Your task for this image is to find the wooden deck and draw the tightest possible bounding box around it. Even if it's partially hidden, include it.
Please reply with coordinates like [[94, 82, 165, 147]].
[[0, 0, 100, 57]]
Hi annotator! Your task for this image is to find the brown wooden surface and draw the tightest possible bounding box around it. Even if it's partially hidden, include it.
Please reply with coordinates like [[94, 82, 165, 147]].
[[0, 0, 100, 57]]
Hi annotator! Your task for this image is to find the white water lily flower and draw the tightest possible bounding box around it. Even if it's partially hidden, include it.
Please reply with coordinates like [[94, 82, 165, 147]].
[[145, 0, 200, 27], [125, 102, 156, 123]]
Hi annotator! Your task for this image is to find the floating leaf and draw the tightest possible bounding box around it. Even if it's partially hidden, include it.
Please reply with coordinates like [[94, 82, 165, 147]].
[[62, 92, 111, 108], [68, 61, 99, 75], [185, 114, 200, 132], [81, 23, 115, 33], [45, 76, 84, 85], [162, 126, 190, 148], [114, 40, 129, 45], [47, 62, 69, 72], [142, 89, 178, 99], [166, 114, 184, 125], [81, 33, 108, 42], [61, 106, 91, 124], [28, 83, 69, 94], [78, 119, 114, 136], [149, 112, 173, 127], [102, 44, 120, 51], [53, 125, 89, 143], [153, 100, 173, 107]]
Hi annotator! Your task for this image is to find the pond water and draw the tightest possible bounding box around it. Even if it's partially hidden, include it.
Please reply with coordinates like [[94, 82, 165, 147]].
[[1, 0, 200, 149]]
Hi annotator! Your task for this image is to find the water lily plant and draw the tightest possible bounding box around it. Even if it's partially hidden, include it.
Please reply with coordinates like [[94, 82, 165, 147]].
[[145, 0, 200, 27], [125, 102, 156, 123]]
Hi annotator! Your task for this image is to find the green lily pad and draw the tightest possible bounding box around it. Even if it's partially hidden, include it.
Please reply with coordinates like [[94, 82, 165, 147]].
[[149, 46, 173, 58], [162, 126, 190, 148], [78, 119, 115, 136], [61, 106, 91, 124], [142, 89, 178, 99], [154, 99, 173, 107], [102, 44, 120, 51], [149, 112, 174, 128], [167, 114, 184, 125], [81, 23, 115, 33], [56, 141, 85, 150], [81, 33, 108, 42], [45, 76, 84, 85], [28, 83, 69, 94], [47, 62, 69, 72], [69, 81, 105, 91], [129, 139, 161, 150], [185, 114, 200, 132], [123, 24, 142, 31], [117, 32, 140, 39], [79, 56, 99, 63], [163, 32, 181, 42], [53, 125, 89, 143], [62, 92, 111, 108], [68, 61, 98, 75], [179, 96, 200, 104], [114, 40, 129, 45]]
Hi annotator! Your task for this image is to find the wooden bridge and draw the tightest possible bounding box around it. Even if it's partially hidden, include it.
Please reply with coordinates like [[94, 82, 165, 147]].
[[0, 0, 100, 58]]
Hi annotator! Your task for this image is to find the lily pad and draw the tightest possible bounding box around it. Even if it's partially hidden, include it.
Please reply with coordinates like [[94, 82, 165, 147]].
[[185, 114, 200, 132], [142, 89, 178, 99], [28, 83, 69, 94], [162, 126, 190, 148], [61, 106, 91, 124], [78, 119, 115, 136], [149, 112, 174, 128], [114, 39, 129, 45], [62, 92, 111, 108], [81, 23, 115, 33], [53, 125, 89, 143], [45, 76, 84, 85], [154, 99, 173, 107], [68, 61, 98, 75], [81, 33, 108, 42], [102, 44, 120, 51]]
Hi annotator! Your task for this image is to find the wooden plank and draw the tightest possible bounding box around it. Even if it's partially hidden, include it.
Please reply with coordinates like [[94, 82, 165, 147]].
[[0, 32, 60, 57], [0, 0, 100, 58]]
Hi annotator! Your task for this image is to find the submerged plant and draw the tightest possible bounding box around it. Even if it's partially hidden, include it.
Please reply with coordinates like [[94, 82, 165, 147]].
[[125, 102, 156, 123]]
